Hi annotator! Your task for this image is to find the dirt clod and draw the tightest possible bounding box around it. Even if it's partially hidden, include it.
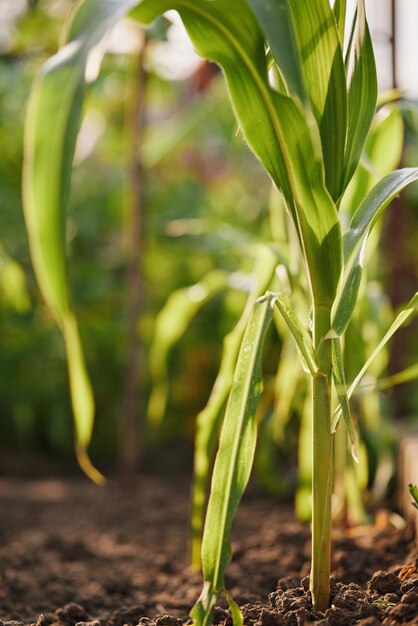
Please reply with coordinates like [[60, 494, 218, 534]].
[[368, 571, 402, 595]]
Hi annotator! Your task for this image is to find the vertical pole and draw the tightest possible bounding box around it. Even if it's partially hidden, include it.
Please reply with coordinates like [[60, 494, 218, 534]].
[[391, 0, 397, 88], [119, 37, 147, 475]]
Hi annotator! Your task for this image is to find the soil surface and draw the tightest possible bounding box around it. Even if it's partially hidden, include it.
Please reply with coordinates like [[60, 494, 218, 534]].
[[0, 475, 416, 626]]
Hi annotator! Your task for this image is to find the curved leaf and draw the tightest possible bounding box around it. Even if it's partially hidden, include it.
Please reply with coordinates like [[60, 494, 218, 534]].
[[333, 168, 418, 335], [23, 0, 138, 479], [134, 0, 342, 307], [332, 292, 418, 429]]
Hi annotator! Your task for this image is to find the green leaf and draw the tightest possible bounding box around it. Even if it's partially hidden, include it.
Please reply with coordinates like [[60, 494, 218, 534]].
[[191, 245, 278, 568], [343, 0, 378, 190], [409, 484, 418, 510], [333, 0, 347, 47], [331, 336, 357, 461], [22, 0, 138, 480], [356, 363, 418, 393], [274, 293, 319, 376], [135, 0, 342, 308], [341, 104, 404, 216], [147, 270, 229, 426], [333, 168, 418, 336], [332, 292, 418, 429], [248, 0, 347, 200], [225, 591, 244, 626], [246, 0, 307, 103], [190, 293, 275, 626]]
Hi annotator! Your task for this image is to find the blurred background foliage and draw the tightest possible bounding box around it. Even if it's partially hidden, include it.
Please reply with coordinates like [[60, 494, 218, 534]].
[[0, 0, 417, 502]]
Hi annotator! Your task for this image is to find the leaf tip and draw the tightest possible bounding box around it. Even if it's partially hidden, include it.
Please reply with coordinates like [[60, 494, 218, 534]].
[[76, 446, 106, 485]]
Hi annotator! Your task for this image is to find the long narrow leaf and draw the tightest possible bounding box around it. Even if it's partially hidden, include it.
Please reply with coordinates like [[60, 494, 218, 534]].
[[342, 104, 404, 216], [332, 292, 418, 429], [331, 336, 357, 460], [23, 0, 138, 479], [343, 0, 377, 190], [246, 0, 307, 103], [249, 0, 347, 200], [274, 293, 319, 376], [190, 293, 275, 626], [333, 168, 418, 335], [191, 245, 278, 568], [333, 0, 347, 47], [356, 363, 418, 393]]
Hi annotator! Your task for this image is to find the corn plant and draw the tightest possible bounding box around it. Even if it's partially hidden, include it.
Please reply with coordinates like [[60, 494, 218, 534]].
[[23, 0, 418, 623]]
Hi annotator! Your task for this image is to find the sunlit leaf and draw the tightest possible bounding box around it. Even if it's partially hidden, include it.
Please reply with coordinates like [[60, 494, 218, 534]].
[[191, 245, 278, 568], [134, 0, 342, 308], [343, 0, 377, 190], [23, 0, 139, 480], [330, 336, 357, 460], [333, 168, 418, 336], [190, 293, 275, 626], [332, 292, 418, 429], [274, 292, 319, 376]]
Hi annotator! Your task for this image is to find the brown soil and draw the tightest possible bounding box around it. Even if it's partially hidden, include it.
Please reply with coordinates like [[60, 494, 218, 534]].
[[0, 476, 416, 626]]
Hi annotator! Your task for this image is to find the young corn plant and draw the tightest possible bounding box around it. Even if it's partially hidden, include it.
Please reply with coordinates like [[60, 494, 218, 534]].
[[23, 0, 418, 623]]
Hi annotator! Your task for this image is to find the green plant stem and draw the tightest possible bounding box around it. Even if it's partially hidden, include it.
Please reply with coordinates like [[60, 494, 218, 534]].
[[310, 304, 333, 612]]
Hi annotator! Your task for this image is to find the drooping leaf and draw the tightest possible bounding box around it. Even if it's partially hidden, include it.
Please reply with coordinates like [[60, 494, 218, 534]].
[[23, 0, 139, 480], [343, 0, 378, 190], [190, 293, 275, 626]]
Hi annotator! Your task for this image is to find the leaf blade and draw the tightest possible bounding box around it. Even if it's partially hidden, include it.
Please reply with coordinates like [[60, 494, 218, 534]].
[[190, 293, 275, 625], [332, 292, 418, 429], [343, 0, 378, 189], [333, 168, 418, 335], [191, 245, 278, 568]]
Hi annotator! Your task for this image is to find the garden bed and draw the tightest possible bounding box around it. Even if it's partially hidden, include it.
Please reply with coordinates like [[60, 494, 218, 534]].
[[0, 475, 416, 626]]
